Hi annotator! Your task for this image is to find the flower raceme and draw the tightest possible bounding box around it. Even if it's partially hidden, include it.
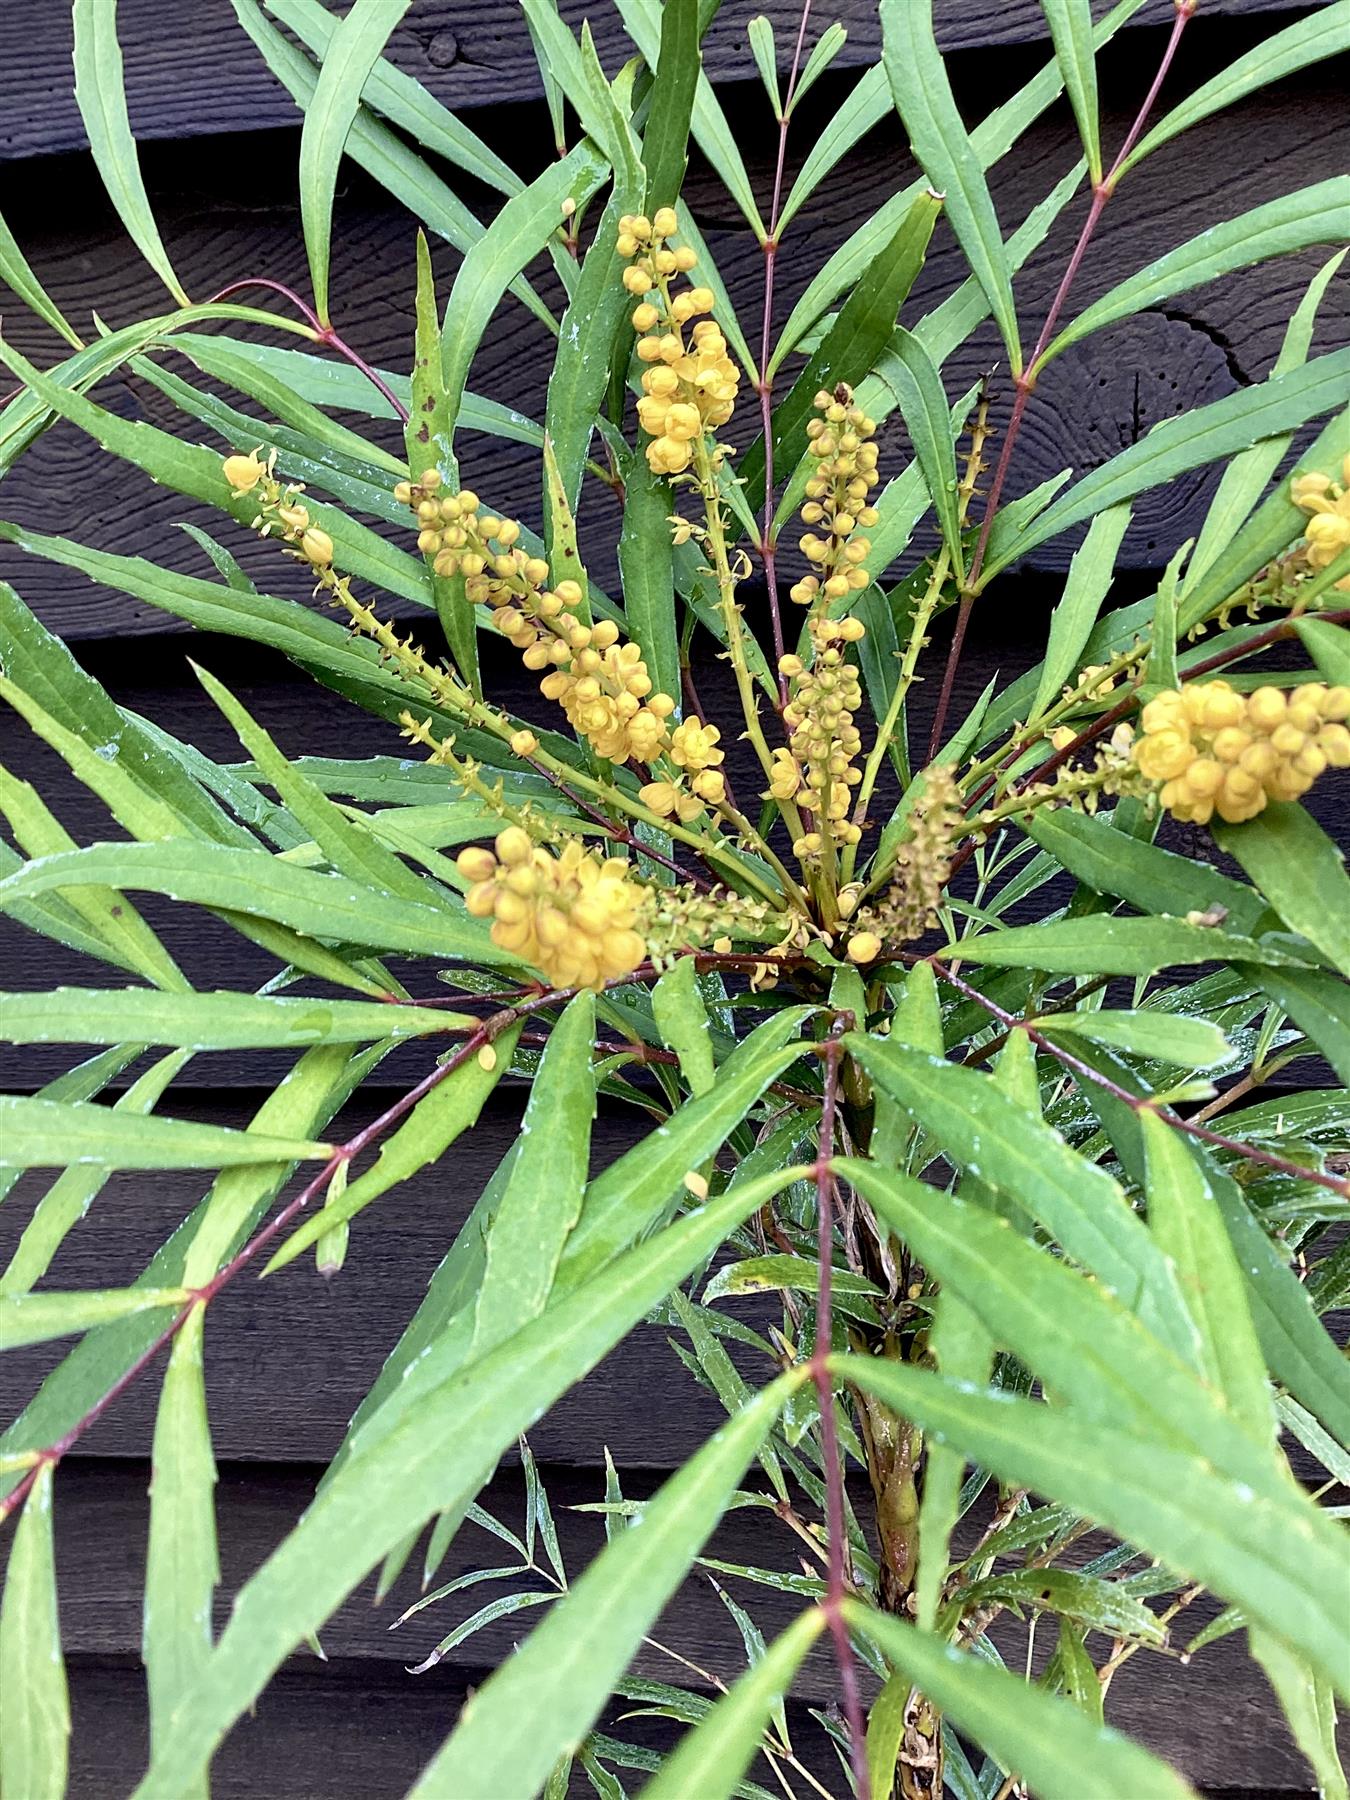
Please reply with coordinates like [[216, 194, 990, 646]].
[[619, 208, 740, 477], [394, 470, 678, 767], [1133, 679, 1350, 823], [789, 389, 881, 609], [457, 828, 650, 991]]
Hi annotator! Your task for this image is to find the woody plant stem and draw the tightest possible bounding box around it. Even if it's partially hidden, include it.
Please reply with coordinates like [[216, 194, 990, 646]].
[[928, 0, 1197, 759]]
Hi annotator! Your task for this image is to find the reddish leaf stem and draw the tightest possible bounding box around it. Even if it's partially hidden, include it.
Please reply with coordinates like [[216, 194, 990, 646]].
[[813, 1018, 870, 1800], [928, 1, 1196, 759], [206, 277, 409, 423], [756, 0, 817, 704]]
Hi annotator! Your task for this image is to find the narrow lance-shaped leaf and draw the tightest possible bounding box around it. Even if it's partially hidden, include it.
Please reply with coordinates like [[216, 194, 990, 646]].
[[72, 0, 189, 303], [469, 994, 596, 1358], [406, 1373, 809, 1799], [637, 1609, 827, 1800], [843, 1601, 1196, 1800], [1, 1287, 189, 1351], [1216, 804, 1350, 980], [0, 1095, 333, 1174], [619, 447, 680, 705], [1034, 1008, 1231, 1070], [0, 210, 83, 349], [130, 1162, 812, 1799], [641, 0, 701, 204], [406, 229, 479, 694], [264, 1024, 521, 1273], [872, 326, 963, 581], [832, 1356, 1350, 1701], [943, 914, 1315, 978], [1029, 502, 1130, 720], [440, 143, 610, 451], [0, 1465, 69, 1800], [144, 1307, 219, 1779], [298, 0, 414, 324], [0, 987, 472, 1052], [1041, 0, 1101, 181], [880, 0, 1019, 369], [1040, 177, 1350, 368], [982, 349, 1350, 578]]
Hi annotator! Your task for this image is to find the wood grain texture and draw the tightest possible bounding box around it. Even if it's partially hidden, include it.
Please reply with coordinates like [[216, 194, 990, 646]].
[[2, 41, 1346, 636], [0, 0, 1315, 162]]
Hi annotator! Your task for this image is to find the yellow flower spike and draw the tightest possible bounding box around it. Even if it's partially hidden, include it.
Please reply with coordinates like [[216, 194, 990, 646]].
[[1134, 679, 1350, 823]]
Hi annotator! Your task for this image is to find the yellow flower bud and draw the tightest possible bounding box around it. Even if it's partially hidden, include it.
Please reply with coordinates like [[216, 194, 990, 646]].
[[652, 206, 679, 237], [509, 729, 539, 757], [847, 931, 882, 965], [223, 451, 267, 492]]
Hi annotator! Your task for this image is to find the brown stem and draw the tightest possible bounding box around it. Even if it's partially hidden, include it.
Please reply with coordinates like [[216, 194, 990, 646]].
[[813, 1020, 871, 1800], [927, 2, 1196, 757], [757, 0, 816, 704]]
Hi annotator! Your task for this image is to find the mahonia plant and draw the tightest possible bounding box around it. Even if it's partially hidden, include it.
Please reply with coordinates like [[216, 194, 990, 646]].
[[1, 4, 1348, 1800]]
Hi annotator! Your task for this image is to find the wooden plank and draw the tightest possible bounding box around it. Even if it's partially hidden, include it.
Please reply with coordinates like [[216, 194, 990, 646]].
[[46, 1457, 1331, 1790], [0, 0, 1313, 163], [2, 76, 1345, 637]]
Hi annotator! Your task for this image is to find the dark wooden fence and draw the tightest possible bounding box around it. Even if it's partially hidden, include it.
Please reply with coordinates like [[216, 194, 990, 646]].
[[1, 2, 1346, 1793]]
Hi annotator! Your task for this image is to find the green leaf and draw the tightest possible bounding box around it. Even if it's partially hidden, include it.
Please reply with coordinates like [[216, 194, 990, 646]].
[[0, 210, 82, 349], [1185, 250, 1345, 591], [1251, 1631, 1348, 1800], [842, 1601, 1196, 1800], [1028, 503, 1131, 720], [1, 1050, 192, 1297], [872, 327, 963, 580], [838, 1156, 1281, 1492], [298, 0, 413, 324], [1035, 1008, 1232, 1069], [0, 1095, 332, 1173], [653, 957, 715, 1097], [1254, 966, 1350, 1088], [0, 987, 472, 1052], [1022, 809, 1265, 934], [744, 191, 940, 508], [945, 915, 1313, 978], [880, 0, 1019, 369], [469, 994, 596, 1357], [832, 1359, 1350, 1701], [406, 1373, 807, 1799], [1140, 1115, 1274, 1445], [72, 0, 189, 304], [144, 1307, 218, 1778], [1204, 1156, 1350, 1447], [264, 1026, 520, 1273], [1119, 3, 1350, 178], [643, 0, 701, 201], [555, 1008, 814, 1289], [130, 1161, 810, 1798], [866, 1672, 909, 1800], [1, 1287, 189, 1350], [618, 450, 680, 705], [954, 1567, 1166, 1646], [914, 1285, 990, 1632], [843, 1039, 1192, 1354], [636, 1609, 826, 1800], [271, 0, 520, 198], [745, 16, 781, 120], [703, 1256, 881, 1315], [440, 142, 608, 452], [794, 22, 848, 109], [1295, 615, 1350, 687], [194, 663, 438, 909], [1041, 178, 1350, 368], [1040, 0, 1100, 181], [545, 189, 641, 530], [0, 1465, 68, 1800], [611, 0, 764, 238], [406, 230, 479, 694], [1216, 804, 1350, 979], [0, 840, 509, 968], [983, 350, 1350, 578]]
